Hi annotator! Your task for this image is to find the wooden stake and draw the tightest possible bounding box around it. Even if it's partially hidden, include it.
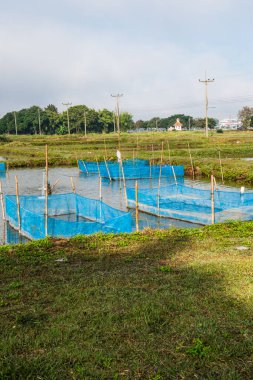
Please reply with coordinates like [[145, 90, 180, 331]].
[[161, 141, 164, 164], [99, 176, 103, 220], [157, 164, 162, 216], [6, 161, 10, 182], [172, 165, 177, 185], [211, 174, 215, 225], [96, 158, 101, 178], [218, 150, 224, 185], [188, 142, 195, 180], [70, 176, 76, 193], [104, 138, 108, 160], [135, 180, 139, 232], [0, 181, 6, 221], [99, 176, 102, 202], [167, 141, 171, 165], [152, 144, 155, 165], [82, 160, 88, 174], [15, 176, 21, 233], [104, 156, 112, 181], [45, 145, 48, 237], [149, 159, 152, 178], [119, 160, 128, 208]]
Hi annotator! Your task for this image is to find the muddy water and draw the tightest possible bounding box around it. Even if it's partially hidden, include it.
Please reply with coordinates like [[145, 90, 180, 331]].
[[1, 166, 241, 245]]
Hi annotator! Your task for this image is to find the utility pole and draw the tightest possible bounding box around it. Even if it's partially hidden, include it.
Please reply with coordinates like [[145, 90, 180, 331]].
[[38, 108, 42, 135], [62, 102, 72, 134], [111, 94, 123, 135], [84, 110, 87, 136], [199, 73, 215, 137], [13, 112, 17, 135], [113, 110, 116, 133]]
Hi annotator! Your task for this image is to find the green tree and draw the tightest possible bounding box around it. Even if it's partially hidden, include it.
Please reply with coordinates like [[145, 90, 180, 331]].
[[120, 112, 134, 131], [98, 109, 114, 133], [45, 104, 58, 113], [192, 118, 217, 129], [238, 106, 253, 128], [42, 108, 62, 134]]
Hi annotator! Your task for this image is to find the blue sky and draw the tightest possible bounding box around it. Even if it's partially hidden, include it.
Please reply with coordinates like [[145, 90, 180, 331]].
[[0, 0, 253, 120]]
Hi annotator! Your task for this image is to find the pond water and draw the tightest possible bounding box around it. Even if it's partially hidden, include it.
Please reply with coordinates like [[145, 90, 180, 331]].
[[0, 167, 247, 245]]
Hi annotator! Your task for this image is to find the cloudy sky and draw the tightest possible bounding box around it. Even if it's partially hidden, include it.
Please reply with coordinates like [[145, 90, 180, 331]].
[[0, 0, 253, 120]]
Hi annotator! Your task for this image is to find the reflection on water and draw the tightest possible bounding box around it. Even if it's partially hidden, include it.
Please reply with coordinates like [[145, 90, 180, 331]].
[[1, 166, 244, 245]]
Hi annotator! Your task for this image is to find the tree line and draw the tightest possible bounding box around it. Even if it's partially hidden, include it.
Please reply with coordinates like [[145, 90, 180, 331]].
[[135, 114, 217, 130], [0, 105, 219, 135], [0, 105, 134, 135]]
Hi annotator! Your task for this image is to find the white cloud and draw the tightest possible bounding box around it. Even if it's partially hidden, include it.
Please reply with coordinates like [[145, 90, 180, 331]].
[[0, 0, 252, 120]]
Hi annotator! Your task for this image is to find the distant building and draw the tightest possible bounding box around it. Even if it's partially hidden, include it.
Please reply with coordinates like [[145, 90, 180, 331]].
[[219, 119, 242, 130], [174, 118, 183, 131], [168, 118, 183, 131]]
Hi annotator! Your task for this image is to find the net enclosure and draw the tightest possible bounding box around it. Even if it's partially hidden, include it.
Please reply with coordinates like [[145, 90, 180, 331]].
[[5, 193, 132, 240], [78, 159, 184, 180], [0, 162, 6, 172], [127, 183, 253, 225]]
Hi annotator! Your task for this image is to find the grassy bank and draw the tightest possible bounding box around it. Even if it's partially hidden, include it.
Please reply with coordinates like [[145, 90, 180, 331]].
[[1, 131, 253, 183], [0, 222, 252, 379]]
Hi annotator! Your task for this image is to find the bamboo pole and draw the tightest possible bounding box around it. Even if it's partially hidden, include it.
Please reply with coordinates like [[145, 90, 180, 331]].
[[211, 174, 215, 225], [99, 176, 102, 202], [99, 176, 102, 220], [218, 150, 224, 185], [104, 138, 108, 160], [6, 161, 10, 182], [135, 180, 139, 232], [161, 141, 164, 164], [0, 181, 6, 221], [172, 165, 177, 185], [157, 163, 162, 216], [96, 158, 101, 178], [152, 144, 155, 165], [188, 142, 195, 180], [120, 160, 128, 208], [81, 160, 88, 174], [167, 141, 171, 165], [149, 159, 152, 178], [104, 156, 112, 181], [45, 145, 48, 237], [70, 176, 76, 193], [15, 176, 21, 233]]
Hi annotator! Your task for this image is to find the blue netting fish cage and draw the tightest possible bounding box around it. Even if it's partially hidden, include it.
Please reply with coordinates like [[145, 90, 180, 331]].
[[78, 159, 184, 180], [127, 183, 253, 225], [0, 162, 6, 172], [78, 159, 149, 175], [5, 193, 132, 240]]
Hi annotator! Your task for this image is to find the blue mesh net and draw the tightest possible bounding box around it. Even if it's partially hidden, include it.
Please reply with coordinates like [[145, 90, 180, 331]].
[[78, 159, 184, 180], [126, 183, 253, 225], [5, 193, 132, 240], [0, 162, 6, 172]]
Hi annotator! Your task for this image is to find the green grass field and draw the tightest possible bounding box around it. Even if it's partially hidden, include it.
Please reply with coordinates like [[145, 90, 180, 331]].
[[0, 222, 252, 379], [1, 130, 253, 183]]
